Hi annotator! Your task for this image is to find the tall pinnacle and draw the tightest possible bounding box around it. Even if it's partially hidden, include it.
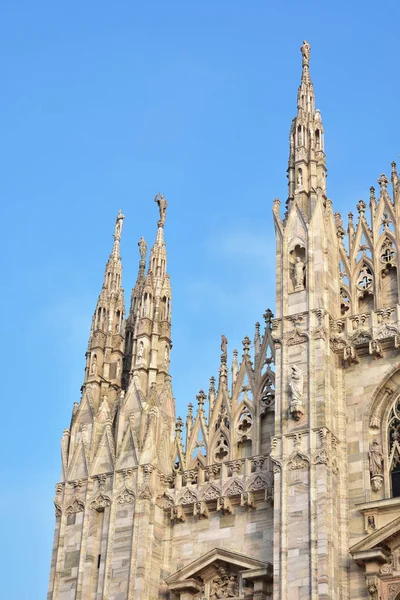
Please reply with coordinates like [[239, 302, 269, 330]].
[[287, 40, 327, 215]]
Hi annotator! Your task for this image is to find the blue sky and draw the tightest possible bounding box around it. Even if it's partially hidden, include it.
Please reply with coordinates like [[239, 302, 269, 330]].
[[0, 1, 399, 597]]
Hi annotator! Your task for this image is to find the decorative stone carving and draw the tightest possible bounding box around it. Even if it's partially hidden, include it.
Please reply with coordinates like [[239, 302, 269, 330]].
[[117, 488, 136, 505], [369, 339, 383, 359], [287, 450, 309, 470], [156, 492, 174, 510], [343, 344, 358, 366], [224, 478, 244, 497], [216, 497, 233, 515], [287, 434, 309, 470], [90, 492, 111, 511], [369, 438, 383, 491], [170, 505, 185, 524], [202, 483, 221, 501], [388, 582, 400, 600], [289, 365, 305, 420], [240, 492, 256, 508], [351, 328, 372, 347], [248, 474, 267, 491], [194, 501, 209, 519], [366, 575, 379, 600], [65, 498, 85, 515], [375, 323, 398, 340], [139, 485, 153, 500], [179, 488, 198, 505], [209, 564, 239, 599]]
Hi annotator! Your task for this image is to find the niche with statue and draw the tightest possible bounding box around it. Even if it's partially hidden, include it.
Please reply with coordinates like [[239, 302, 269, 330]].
[[289, 245, 306, 293]]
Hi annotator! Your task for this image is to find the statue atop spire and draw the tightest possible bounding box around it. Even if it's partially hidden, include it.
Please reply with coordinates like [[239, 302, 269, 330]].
[[154, 193, 167, 227], [114, 209, 125, 239], [301, 40, 311, 67], [138, 237, 147, 261]]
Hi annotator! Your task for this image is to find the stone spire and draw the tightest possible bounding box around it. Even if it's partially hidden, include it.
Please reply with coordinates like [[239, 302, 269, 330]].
[[129, 194, 172, 394], [287, 40, 327, 217], [85, 210, 126, 403], [123, 236, 148, 389]]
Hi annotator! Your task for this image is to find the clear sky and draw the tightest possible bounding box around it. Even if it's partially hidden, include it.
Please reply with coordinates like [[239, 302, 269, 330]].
[[0, 1, 399, 597]]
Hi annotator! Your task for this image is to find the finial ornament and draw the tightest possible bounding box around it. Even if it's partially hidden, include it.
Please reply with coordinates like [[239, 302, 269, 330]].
[[301, 40, 311, 66], [138, 237, 147, 261], [378, 174, 389, 191], [154, 193, 167, 227]]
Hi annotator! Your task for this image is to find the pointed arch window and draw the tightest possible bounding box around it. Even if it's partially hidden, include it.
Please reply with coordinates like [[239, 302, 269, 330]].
[[388, 398, 400, 498]]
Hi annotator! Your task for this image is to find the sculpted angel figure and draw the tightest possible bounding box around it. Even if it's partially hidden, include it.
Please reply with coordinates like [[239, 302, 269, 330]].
[[221, 334, 228, 355], [289, 365, 303, 402]]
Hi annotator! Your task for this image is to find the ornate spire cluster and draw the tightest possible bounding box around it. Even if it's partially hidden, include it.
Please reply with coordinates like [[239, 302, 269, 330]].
[[123, 193, 172, 394], [173, 312, 275, 471], [335, 164, 400, 317]]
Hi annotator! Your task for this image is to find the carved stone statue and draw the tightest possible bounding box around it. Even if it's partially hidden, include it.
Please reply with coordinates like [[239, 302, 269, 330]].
[[137, 341, 144, 362], [369, 439, 383, 476], [289, 365, 303, 402], [164, 344, 169, 366], [221, 335, 228, 355], [301, 40, 311, 65], [138, 237, 147, 261], [115, 209, 124, 237], [90, 355, 97, 375], [154, 193, 167, 226], [209, 565, 238, 599], [297, 170, 303, 187], [294, 257, 305, 290]]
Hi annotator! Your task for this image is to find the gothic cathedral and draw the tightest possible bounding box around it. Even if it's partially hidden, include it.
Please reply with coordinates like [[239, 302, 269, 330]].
[[47, 42, 400, 600]]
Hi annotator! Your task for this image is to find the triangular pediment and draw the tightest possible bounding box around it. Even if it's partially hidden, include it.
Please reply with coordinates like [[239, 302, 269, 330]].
[[166, 547, 272, 586], [350, 515, 400, 558]]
